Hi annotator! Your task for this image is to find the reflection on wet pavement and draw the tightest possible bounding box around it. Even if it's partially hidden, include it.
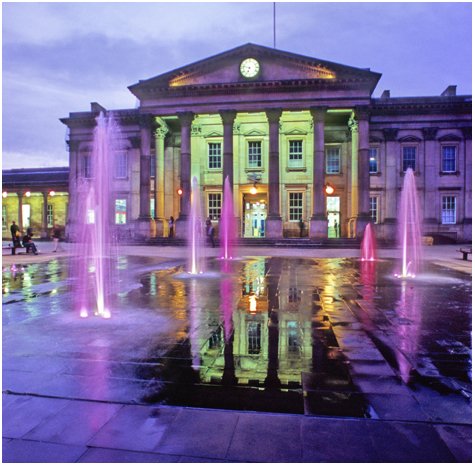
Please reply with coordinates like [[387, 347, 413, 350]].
[[2, 255, 471, 422]]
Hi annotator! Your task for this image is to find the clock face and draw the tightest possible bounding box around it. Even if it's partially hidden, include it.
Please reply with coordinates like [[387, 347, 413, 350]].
[[240, 58, 260, 78]]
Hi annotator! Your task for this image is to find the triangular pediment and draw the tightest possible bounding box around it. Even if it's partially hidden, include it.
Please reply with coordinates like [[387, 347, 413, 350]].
[[129, 43, 381, 96], [243, 128, 266, 137]]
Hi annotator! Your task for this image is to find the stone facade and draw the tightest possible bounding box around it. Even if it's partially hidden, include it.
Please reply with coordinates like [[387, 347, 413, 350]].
[[60, 44, 472, 243]]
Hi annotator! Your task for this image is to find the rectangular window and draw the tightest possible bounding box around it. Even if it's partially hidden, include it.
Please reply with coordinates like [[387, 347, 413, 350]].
[[369, 196, 379, 224], [248, 141, 262, 168], [369, 147, 378, 174], [326, 147, 340, 174], [441, 196, 456, 224], [115, 152, 128, 178], [288, 140, 303, 168], [287, 321, 300, 354], [83, 154, 92, 178], [289, 192, 303, 221], [402, 146, 416, 172], [442, 146, 456, 173], [208, 142, 222, 169], [115, 199, 127, 225], [248, 322, 261, 355], [2, 206, 6, 230], [150, 155, 156, 178], [47, 204, 53, 228], [150, 198, 155, 218], [208, 193, 222, 220]]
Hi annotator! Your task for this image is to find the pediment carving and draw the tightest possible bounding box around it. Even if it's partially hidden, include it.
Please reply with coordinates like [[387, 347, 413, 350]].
[[243, 129, 266, 137], [283, 127, 308, 136], [438, 133, 462, 142], [203, 130, 223, 138], [398, 135, 422, 143]]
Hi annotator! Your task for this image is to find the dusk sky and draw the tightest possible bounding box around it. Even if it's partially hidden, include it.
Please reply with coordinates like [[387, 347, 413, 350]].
[[2, 1, 472, 169]]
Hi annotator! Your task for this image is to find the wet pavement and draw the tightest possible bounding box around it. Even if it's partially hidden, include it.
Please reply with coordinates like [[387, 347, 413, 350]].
[[2, 243, 472, 462]]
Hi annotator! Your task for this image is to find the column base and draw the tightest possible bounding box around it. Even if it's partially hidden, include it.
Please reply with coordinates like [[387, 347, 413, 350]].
[[356, 215, 372, 238], [154, 218, 166, 237], [174, 216, 188, 239], [265, 216, 283, 238], [309, 215, 328, 239], [134, 217, 154, 240]]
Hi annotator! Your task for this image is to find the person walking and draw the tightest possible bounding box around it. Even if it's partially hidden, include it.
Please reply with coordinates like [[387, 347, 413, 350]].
[[168, 216, 175, 238], [52, 225, 62, 252], [10, 221, 19, 244]]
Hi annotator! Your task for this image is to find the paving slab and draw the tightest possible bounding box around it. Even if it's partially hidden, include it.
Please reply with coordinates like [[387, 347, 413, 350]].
[[77, 446, 180, 463]]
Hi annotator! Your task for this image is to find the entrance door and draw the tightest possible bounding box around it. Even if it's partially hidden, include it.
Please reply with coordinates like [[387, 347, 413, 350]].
[[22, 204, 31, 230], [326, 196, 340, 238], [243, 194, 267, 238]]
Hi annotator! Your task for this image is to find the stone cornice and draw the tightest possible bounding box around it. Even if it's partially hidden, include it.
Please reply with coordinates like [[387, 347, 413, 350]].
[[370, 99, 471, 116]]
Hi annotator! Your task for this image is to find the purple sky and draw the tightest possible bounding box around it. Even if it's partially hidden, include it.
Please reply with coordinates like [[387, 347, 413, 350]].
[[2, 2, 472, 169]]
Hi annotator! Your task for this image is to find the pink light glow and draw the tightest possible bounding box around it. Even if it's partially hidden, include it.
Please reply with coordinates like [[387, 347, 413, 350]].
[[361, 223, 377, 261], [220, 176, 236, 260]]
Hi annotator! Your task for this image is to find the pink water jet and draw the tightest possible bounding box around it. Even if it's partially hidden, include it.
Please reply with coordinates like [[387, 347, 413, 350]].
[[188, 176, 205, 274], [72, 113, 121, 318], [220, 176, 236, 260], [361, 223, 377, 261], [396, 168, 423, 278]]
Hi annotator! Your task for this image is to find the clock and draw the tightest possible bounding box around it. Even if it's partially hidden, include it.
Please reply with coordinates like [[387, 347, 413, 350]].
[[240, 58, 260, 78]]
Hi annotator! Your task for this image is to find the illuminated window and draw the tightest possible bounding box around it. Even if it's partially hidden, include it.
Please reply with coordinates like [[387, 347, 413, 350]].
[[208, 193, 222, 220], [150, 198, 155, 218], [248, 141, 262, 168], [288, 140, 303, 168], [369, 196, 379, 224], [87, 209, 95, 224], [287, 321, 300, 353], [2, 206, 6, 230], [115, 152, 128, 178], [441, 196, 456, 224], [402, 146, 416, 172], [208, 142, 222, 169], [289, 192, 303, 221], [326, 147, 340, 174], [47, 204, 53, 228], [442, 146, 456, 173], [369, 147, 378, 173], [115, 199, 127, 224], [248, 322, 261, 354], [83, 154, 92, 178]]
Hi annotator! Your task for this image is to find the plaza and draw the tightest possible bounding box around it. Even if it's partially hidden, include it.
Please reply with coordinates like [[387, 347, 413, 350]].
[[2, 243, 471, 462]]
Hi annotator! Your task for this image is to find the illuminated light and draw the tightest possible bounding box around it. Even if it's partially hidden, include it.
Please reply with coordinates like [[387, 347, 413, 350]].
[[2, 191, 7, 198], [102, 309, 111, 319], [49, 190, 56, 197], [25, 191, 31, 197], [324, 184, 335, 195], [177, 188, 183, 196], [80, 308, 88, 318], [249, 294, 257, 313], [51, 289, 58, 295], [250, 184, 257, 195]]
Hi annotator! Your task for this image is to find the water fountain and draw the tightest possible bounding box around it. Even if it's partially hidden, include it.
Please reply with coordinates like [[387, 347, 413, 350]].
[[72, 112, 121, 318], [220, 176, 236, 260], [396, 168, 422, 278], [360, 223, 377, 261], [188, 176, 205, 274]]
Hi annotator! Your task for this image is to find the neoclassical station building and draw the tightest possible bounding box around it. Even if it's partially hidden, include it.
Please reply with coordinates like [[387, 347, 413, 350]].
[[60, 43, 471, 242]]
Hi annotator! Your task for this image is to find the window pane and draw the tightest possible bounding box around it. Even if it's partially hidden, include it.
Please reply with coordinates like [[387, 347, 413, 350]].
[[208, 193, 222, 220], [115, 152, 128, 178], [248, 141, 262, 168], [441, 196, 456, 224], [289, 192, 303, 221], [289, 140, 303, 167], [326, 147, 340, 174], [115, 199, 127, 225], [150, 199, 155, 218], [208, 143, 222, 169], [442, 146, 456, 172], [248, 322, 261, 354], [370, 196, 378, 223], [369, 148, 378, 173], [47, 204, 54, 228], [402, 146, 416, 172]]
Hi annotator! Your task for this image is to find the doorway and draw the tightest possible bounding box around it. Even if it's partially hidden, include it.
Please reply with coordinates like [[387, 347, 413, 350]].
[[326, 196, 340, 238], [243, 193, 267, 238]]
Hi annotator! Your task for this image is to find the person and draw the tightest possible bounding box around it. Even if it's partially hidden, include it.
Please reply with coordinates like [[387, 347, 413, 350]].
[[334, 220, 339, 238], [52, 225, 62, 252], [10, 221, 19, 243], [26, 226, 33, 237], [22, 233, 38, 255], [206, 217, 215, 247], [168, 216, 175, 238], [299, 217, 305, 237]]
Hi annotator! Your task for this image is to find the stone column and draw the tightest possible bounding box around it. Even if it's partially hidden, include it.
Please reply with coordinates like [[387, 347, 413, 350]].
[[382, 128, 399, 241], [355, 106, 371, 237], [219, 110, 237, 191], [135, 114, 154, 239], [65, 139, 80, 240], [175, 111, 195, 238], [154, 119, 169, 237], [309, 106, 327, 238], [422, 127, 438, 226], [265, 108, 283, 238], [41, 192, 49, 239]]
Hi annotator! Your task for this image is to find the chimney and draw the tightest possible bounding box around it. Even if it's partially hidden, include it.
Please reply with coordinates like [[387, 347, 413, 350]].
[[90, 102, 107, 113], [441, 85, 457, 97], [380, 90, 390, 99]]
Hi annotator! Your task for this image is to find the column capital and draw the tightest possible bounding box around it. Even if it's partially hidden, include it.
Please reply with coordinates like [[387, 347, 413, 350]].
[[354, 105, 370, 121], [383, 128, 399, 142], [177, 111, 195, 126], [265, 108, 283, 124], [309, 106, 328, 122], [154, 118, 169, 140], [67, 139, 80, 151], [139, 114, 154, 129], [218, 110, 237, 125], [422, 127, 438, 141], [462, 127, 472, 140]]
